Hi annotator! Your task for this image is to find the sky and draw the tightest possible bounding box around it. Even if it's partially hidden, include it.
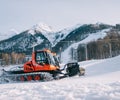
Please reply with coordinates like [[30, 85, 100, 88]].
[[0, 0, 120, 34]]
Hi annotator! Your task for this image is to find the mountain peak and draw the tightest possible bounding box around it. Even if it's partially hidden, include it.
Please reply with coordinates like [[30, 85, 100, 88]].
[[28, 23, 54, 35]]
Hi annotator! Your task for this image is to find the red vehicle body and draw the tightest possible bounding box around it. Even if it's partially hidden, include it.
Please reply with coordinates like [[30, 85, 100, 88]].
[[24, 49, 60, 73]]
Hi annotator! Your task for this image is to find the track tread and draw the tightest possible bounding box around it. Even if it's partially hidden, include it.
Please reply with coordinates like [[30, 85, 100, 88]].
[[1, 72, 53, 83]]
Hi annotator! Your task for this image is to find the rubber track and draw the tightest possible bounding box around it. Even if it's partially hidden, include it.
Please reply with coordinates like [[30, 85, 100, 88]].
[[0, 72, 53, 83]]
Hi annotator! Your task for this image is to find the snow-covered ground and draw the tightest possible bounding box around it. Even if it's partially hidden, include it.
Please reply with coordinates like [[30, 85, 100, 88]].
[[0, 55, 120, 100]]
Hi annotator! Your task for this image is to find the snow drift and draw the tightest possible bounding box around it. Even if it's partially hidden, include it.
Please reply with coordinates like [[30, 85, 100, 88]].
[[0, 55, 120, 100]]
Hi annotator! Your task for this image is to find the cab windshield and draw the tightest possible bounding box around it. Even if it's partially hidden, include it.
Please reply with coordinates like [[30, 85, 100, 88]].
[[35, 51, 56, 66], [35, 52, 47, 64], [47, 52, 56, 65]]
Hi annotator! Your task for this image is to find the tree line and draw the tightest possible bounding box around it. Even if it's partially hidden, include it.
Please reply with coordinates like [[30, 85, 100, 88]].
[[77, 29, 120, 61], [0, 52, 26, 66]]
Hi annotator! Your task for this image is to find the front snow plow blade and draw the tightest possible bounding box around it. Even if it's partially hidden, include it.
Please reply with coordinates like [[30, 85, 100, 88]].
[[65, 62, 85, 77]]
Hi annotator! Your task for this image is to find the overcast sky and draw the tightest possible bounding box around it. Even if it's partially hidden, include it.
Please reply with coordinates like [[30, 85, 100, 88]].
[[0, 0, 120, 33]]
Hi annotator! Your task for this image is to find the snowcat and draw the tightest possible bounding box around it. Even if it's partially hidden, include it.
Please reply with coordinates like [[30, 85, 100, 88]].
[[0, 49, 85, 83]]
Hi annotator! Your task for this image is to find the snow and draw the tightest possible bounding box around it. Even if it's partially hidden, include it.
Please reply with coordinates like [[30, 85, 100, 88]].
[[28, 23, 83, 46], [36, 37, 44, 44], [0, 55, 120, 100], [0, 23, 119, 99], [61, 29, 110, 63], [28, 23, 56, 44], [29, 23, 54, 35], [53, 24, 82, 47]]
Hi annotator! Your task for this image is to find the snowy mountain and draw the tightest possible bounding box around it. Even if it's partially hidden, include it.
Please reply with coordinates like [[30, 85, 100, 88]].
[[52, 24, 83, 46], [0, 23, 112, 53], [0, 54, 120, 100], [52, 23, 112, 53], [28, 23, 55, 43], [61, 28, 111, 63], [0, 23, 53, 53], [29, 23, 53, 34]]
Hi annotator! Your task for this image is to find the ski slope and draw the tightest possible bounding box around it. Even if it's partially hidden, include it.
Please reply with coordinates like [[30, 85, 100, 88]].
[[0, 55, 120, 100], [61, 29, 110, 63]]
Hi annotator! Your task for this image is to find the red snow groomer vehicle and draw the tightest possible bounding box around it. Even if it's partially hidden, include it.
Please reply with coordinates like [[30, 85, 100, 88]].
[[0, 49, 85, 83]]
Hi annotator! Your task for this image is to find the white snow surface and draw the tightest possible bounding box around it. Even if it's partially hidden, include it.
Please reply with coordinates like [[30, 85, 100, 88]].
[[61, 29, 110, 63], [0, 55, 120, 100]]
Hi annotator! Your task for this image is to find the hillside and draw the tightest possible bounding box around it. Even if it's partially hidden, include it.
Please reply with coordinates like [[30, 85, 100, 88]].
[[61, 28, 110, 63], [0, 23, 52, 53], [0, 23, 112, 54], [60, 24, 120, 63], [52, 23, 111, 53], [0, 55, 120, 100]]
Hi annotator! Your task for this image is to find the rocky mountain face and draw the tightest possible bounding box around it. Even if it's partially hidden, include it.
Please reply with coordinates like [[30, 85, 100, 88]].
[[0, 23, 52, 54], [0, 23, 113, 54]]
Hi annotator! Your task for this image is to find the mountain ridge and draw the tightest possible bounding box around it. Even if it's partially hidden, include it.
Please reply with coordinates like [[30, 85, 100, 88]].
[[0, 23, 114, 54]]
